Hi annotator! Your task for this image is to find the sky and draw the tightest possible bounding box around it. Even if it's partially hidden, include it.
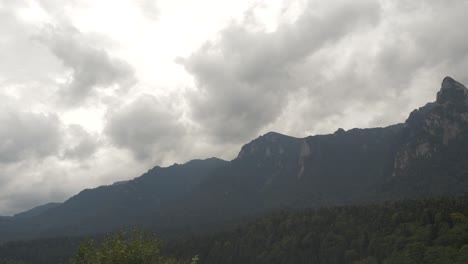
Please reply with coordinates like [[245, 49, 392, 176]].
[[1, 0, 468, 215]]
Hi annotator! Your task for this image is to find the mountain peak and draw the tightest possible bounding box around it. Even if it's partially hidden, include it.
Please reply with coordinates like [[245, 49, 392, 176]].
[[442, 76, 455, 86], [236, 132, 299, 160], [437, 76, 468, 104]]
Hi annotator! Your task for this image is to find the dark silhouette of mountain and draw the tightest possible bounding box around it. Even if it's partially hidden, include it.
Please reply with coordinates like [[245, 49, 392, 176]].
[[0, 158, 228, 242], [1, 77, 468, 243], [13, 203, 62, 219]]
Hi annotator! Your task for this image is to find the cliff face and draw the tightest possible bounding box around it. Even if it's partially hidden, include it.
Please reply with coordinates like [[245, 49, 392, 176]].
[[388, 77, 468, 197]]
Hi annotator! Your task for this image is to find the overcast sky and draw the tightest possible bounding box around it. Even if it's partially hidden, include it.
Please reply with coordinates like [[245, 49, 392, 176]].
[[1, 0, 468, 215]]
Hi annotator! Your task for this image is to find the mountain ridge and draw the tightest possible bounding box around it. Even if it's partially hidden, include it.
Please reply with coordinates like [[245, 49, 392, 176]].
[[13, 203, 62, 219], [2, 76, 468, 243]]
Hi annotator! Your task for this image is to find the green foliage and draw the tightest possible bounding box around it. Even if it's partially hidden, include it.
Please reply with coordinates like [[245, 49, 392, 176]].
[[70, 230, 181, 264], [190, 255, 199, 264], [4, 194, 468, 264], [167, 194, 468, 264]]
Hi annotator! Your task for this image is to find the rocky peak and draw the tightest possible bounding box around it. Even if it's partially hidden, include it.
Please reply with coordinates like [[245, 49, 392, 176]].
[[436, 76, 468, 104], [394, 78, 468, 177], [406, 77, 468, 129], [334, 128, 346, 135], [236, 132, 299, 160]]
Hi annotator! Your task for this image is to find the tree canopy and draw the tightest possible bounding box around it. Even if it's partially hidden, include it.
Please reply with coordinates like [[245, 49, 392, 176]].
[[70, 230, 186, 264]]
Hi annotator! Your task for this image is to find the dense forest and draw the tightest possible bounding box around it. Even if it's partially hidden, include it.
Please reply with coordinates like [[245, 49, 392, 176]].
[[166, 194, 468, 264], [2, 194, 468, 263]]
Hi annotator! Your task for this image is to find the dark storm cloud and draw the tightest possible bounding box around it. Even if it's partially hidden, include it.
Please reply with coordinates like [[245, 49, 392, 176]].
[[0, 108, 63, 164], [104, 94, 185, 161], [180, 0, 381, 143], [39, 27, 136, 107]]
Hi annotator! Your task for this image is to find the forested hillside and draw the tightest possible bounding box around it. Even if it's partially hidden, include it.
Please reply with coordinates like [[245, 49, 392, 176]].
[[166, 194, 468, 264], [3, 194, 468, 264]]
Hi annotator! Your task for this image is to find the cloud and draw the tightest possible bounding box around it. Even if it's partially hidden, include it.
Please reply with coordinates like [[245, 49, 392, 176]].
[[180, 0, 468, 141], [138, 0, 159, 20], [0, 0, 144, 215], [180, 0, 381, 143], [0, 6, 62, 90], [0, 107, 63, 164], [379, 0, 468, 84], [0, 173, 68, 216], [0, 147, 150, 215], [104, 94, 185, 162], [39, 26, 136, 107], [62, 124, 100, 160]]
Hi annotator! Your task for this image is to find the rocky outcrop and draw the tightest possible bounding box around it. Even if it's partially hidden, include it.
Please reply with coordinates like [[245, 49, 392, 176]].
[[388, 77, 468, 197]]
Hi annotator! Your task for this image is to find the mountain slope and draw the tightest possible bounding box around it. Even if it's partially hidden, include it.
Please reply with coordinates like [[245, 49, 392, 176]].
[[164, 126, 402, 229], [165, 194, 468, 264], [0, 158, 228, 242], [3, 194, 468, 264], [2, 77, 468, 243], [145, 76, 468, 231], [13, 203, 61, 219]]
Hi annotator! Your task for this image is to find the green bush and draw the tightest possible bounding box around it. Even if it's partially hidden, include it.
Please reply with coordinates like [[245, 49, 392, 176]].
[[70, 230, 184, 264]]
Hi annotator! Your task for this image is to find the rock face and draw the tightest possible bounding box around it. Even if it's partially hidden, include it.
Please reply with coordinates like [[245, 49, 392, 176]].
[[2, 77, 468, 243], [437, 77, 468, 104], [388, 77, 468, 198]]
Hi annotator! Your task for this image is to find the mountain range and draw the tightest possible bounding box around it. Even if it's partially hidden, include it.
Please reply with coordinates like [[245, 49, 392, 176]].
[[1, 76, 468, 243]]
